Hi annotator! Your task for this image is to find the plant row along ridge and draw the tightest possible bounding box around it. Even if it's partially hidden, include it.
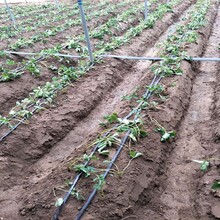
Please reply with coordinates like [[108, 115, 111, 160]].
[[1, 0, 134, 49], [0, 0, 147, 81], [0, 0, 115, 40], [0, 0, 167, 83], [0, 2, 65, 20], [52, 0, 213, 219], [0, 0, 178, 141]]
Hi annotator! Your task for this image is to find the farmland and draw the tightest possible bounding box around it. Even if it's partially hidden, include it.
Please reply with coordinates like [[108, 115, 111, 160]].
[[0, 0, 220, 219]]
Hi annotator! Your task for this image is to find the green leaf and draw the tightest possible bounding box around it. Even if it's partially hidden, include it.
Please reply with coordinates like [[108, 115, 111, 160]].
[[140, 130, 148, 138], [98, 150, 110, 156], [161, 132, 170, 142], [129, 133, 137, 142], [103, 113, 118, 123], [55, 198, 63, 207], [74, 164, 96, 177], [103, 160, 111, 164], [129, 150, 143, 159], [192, 160, 209, 172], [211, 181, 220, 190], [200, 161, 209, 172], [168, 130, 176, 138]]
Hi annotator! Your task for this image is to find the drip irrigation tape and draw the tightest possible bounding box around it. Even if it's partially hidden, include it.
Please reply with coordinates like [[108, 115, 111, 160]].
[[0, 97, 45, 128], [0, 61, 97, 142], [0, 100, 44, 141], [75, 131, 131, 220], [51, 124, 118, 220], [4, 51, 220, 62], [74, 74, 162, 219], [125, 74, 160, 119], [0, 55, 45, 79], [0, 117, 25, 142], [52, 69, 161, 219]]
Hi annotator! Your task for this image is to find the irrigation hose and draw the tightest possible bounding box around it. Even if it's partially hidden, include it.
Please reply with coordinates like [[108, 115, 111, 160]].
[[0, 59, 98, 142], [51, 66, 162, 219], [0, 101, 40, 128], [50, 62, 163, 219], [73, 74, 162, 219], [75, 131, 131, 220], [51, 123, 119, 220]]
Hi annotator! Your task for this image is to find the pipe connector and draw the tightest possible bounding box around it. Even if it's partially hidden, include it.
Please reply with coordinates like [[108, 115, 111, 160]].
[[78, 0, 82, 5]]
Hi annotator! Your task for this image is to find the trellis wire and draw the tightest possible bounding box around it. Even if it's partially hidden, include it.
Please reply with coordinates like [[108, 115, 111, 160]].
[[3, 51, 220, 62]]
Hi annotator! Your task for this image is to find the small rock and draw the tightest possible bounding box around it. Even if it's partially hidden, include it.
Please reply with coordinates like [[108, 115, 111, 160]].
[[26, 203, 35, 210], [115, 209, 123, 217], [45, 204, 51, 209], [20, 209, 26, 216], [212, 203, 220, 218]]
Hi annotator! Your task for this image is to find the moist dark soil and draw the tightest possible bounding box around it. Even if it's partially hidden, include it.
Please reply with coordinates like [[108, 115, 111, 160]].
[[0, 0, 220, 220]]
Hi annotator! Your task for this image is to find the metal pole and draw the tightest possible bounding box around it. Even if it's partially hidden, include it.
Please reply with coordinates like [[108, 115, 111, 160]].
[[4, 0, 16, 27], [144, 0, 148, 20], [78, 0, 94, 63], [54, 0, 60, 10]]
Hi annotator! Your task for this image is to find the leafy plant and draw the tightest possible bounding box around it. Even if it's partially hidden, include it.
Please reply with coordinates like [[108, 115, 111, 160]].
[[95, 133, 121, 155], [74, 164, 96, 177], [152, 118, 176, 142], [117, 118, 147, 142], [103, 113, 118, 124], [55, 198, 64, 207], [212, 181, 220, 190], [71, 188, 85, 201], [192, 160, 209, 172], [26, 60, 40, 76], [122, 91, 138, 101], [93, 174, 106, 191], [122, 150, 143, 174]]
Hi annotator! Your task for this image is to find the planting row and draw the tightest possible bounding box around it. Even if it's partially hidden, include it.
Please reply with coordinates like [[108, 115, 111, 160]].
[[0, 0, 180, 142], [51, 0, 214, 218]]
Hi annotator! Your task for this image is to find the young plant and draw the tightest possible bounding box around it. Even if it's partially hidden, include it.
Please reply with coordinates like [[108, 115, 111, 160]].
[[93, 174, 106, 191], [152, 118, 176, 142], [212, 181, 220, 190], [103, 112, 119, 124], [122, 150, 143, 173], [192, 159, 209, 172], [74, 164, 96, 177], [95, 133, 121, 155], [117, 118, 147, 142]]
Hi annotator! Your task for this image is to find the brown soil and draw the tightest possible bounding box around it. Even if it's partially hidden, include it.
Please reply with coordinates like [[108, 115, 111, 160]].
[[0, 0, 220, 220], [0, 0, 145, 116]]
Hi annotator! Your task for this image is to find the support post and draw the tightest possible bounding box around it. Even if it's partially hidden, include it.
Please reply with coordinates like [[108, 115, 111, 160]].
[[144, 0, 148, 21], [78, 0, 94, 63], [54, 0, 60, 10], [4, 0, 16, 27]]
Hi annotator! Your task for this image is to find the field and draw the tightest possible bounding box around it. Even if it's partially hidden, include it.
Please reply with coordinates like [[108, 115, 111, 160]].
[[0, 0, 220, 219]]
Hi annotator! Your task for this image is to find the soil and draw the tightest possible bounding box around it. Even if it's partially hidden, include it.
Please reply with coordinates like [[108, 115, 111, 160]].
[[0, 0, 220, 220]]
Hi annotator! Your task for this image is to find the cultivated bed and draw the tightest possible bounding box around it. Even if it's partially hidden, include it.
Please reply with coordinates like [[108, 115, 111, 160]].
[[0, 0, 220, 219]]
